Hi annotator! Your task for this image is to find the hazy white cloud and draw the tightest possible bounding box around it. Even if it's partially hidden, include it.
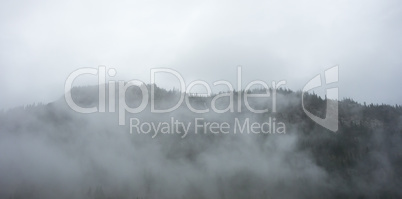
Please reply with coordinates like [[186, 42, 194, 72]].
[[1, 0, 402, 109]]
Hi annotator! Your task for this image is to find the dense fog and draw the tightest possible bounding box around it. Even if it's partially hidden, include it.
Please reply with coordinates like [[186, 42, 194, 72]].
[[0, 85, 401, 199]]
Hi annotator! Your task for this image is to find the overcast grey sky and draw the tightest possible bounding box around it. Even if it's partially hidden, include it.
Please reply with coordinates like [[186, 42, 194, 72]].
[[1, 0, 401, 109]]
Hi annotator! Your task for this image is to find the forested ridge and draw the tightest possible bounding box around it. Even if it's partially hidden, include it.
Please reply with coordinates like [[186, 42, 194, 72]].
[[0, 85, 401, 199]]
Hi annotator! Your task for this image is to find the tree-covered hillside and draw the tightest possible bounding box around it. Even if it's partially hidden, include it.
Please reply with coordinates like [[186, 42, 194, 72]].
[[0, 85, 401, 199]]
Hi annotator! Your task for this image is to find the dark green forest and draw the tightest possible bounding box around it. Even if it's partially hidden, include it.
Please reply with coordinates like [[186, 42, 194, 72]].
[[0, 85, 401, 199]]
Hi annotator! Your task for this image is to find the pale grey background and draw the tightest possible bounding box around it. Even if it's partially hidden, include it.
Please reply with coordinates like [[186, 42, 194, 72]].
[[1, 0, 401, 109]]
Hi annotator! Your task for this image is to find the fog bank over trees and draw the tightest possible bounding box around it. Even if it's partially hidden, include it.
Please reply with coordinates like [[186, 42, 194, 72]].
[[0, 85, 401, 199]]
